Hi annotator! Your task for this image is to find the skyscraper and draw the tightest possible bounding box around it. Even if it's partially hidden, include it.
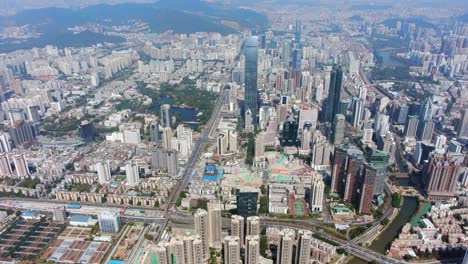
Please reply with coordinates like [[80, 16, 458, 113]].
[[255, 132, 265, 158], [276, 230, 295, 264], [294, 19, 302, 44], [96, 161, 111, 184], [223, 236, 241, 264], [245, 235, 260, 264], [404, 115, 419, 138], [331, 145, 364, 207], [12, 154, 29, 178], [244, 37, 259, 120], [458, 108, 468, 138], [162, 127, 173, 150], [231, 215, 245, 246], [207, 203, 222, 247], [236, 187, 259, 218], [194, 209, 209, 261], [351, 97, 364, 128], [125, 163, 139, 186], [246, 216, 260, 236], [332, 114, 345, 144], [359, 164, 378, 215], [0, 153, 11, 177], [325, 65, 343, 124], [296, 230, 312, 264], [98, 211, 121, 233], [423, 152, 464, 200], [150, 122, 161, 144], [161, 104, 172, 128], [78, 120, 95, 142], [417, 99, 434, 142], [310, 175, 324, 212]]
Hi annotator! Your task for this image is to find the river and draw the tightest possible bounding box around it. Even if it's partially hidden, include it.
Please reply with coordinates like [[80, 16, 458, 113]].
[[369, 196, 418, 254]]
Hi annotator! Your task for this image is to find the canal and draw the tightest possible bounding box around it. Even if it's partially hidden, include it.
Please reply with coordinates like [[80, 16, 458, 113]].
[[369, 196, 419, 254]]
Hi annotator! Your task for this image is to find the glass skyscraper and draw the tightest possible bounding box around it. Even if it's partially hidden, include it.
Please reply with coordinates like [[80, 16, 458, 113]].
[[244, 36, 259, 120], [325, 65, 343, 124]]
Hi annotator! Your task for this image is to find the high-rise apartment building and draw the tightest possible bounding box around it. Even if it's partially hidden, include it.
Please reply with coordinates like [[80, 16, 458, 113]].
[[161, 104, 172, 128], [296, 230, 312, 264], [231, 215, 245, 246], [457, 108, 468, 138], [207, 203, 222, 247], [125, 163, 139, 186], [310, 175, 324, 212], [96, 161, 111, 184], [423, 152, 464, 200], [245, 235, 260, 264], [276, 230, 295, 264], [223, 236, 241, 264], [332, 114, 345, 144], [246, 216, 260, 237], [194, 209, 209, 261], [98, 211, 120, 233]]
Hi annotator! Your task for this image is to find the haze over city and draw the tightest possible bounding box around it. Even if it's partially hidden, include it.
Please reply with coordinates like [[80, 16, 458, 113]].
[[0, 0, 466, 264]]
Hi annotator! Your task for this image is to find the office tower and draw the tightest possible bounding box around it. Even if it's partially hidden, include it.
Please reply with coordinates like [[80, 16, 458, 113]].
[[281, 116, 298, 146], [207, 203, 222, 247], [98, 211, 121, 233], [375, 112, 389, 138], [223, 236, 240, 264], [404, 115, 419, 138], [0, 134, 11, 153], [125, 163, 139, 186], [231, 215, 245, 246], [417, 99, 434, 142], [394, 104, 408, 125], [162, 127, 173, 150], [244, 37, 259, 120], [245, 235, 260, 264], [294, 19, 302, 44], [194, 209, 209, 261], [448, 139, 463, 154], [292, 48, 302, 71], [96, 161, 111, 184], [12, 154, 29, 178], [352, 97, 364, 128], [331, 145, 364, 205], [458, 108, 468, 138], [236, 187, 259, 218], [0, 153, 11, 177], [255, 132, 265, 158], [79, 120, 95, 142], [423, 152, 464, 200], [245, 109, 253, 132], [298, 107, 318, 130], [246, 216, 260, 236], [53, 206, 67, 222], [332, 114, 345, 144], [296, 230, 312, 264], [150, 123, 161, 144], [154, 242, 171, 264], [9, 120, 36, 146], [434, 135, 447, 151], [310, 175, 324, 212], [277, 230, 295, 264], [325, 65, 343, 124], [161, 104, 172, 128], [359, 164, 377, 214]]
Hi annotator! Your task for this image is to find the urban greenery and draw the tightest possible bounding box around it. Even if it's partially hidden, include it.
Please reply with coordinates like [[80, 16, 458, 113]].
[[392, 192, 402, 208]]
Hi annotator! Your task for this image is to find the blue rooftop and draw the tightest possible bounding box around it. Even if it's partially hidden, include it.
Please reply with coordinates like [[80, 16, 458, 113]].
[[108, 261, 124, 264], [71, 215, 91, 223], [22, 211, 35, 217]]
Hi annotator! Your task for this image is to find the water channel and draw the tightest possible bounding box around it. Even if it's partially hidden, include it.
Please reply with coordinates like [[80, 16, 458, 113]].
[[348, 178, 418, 263]]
